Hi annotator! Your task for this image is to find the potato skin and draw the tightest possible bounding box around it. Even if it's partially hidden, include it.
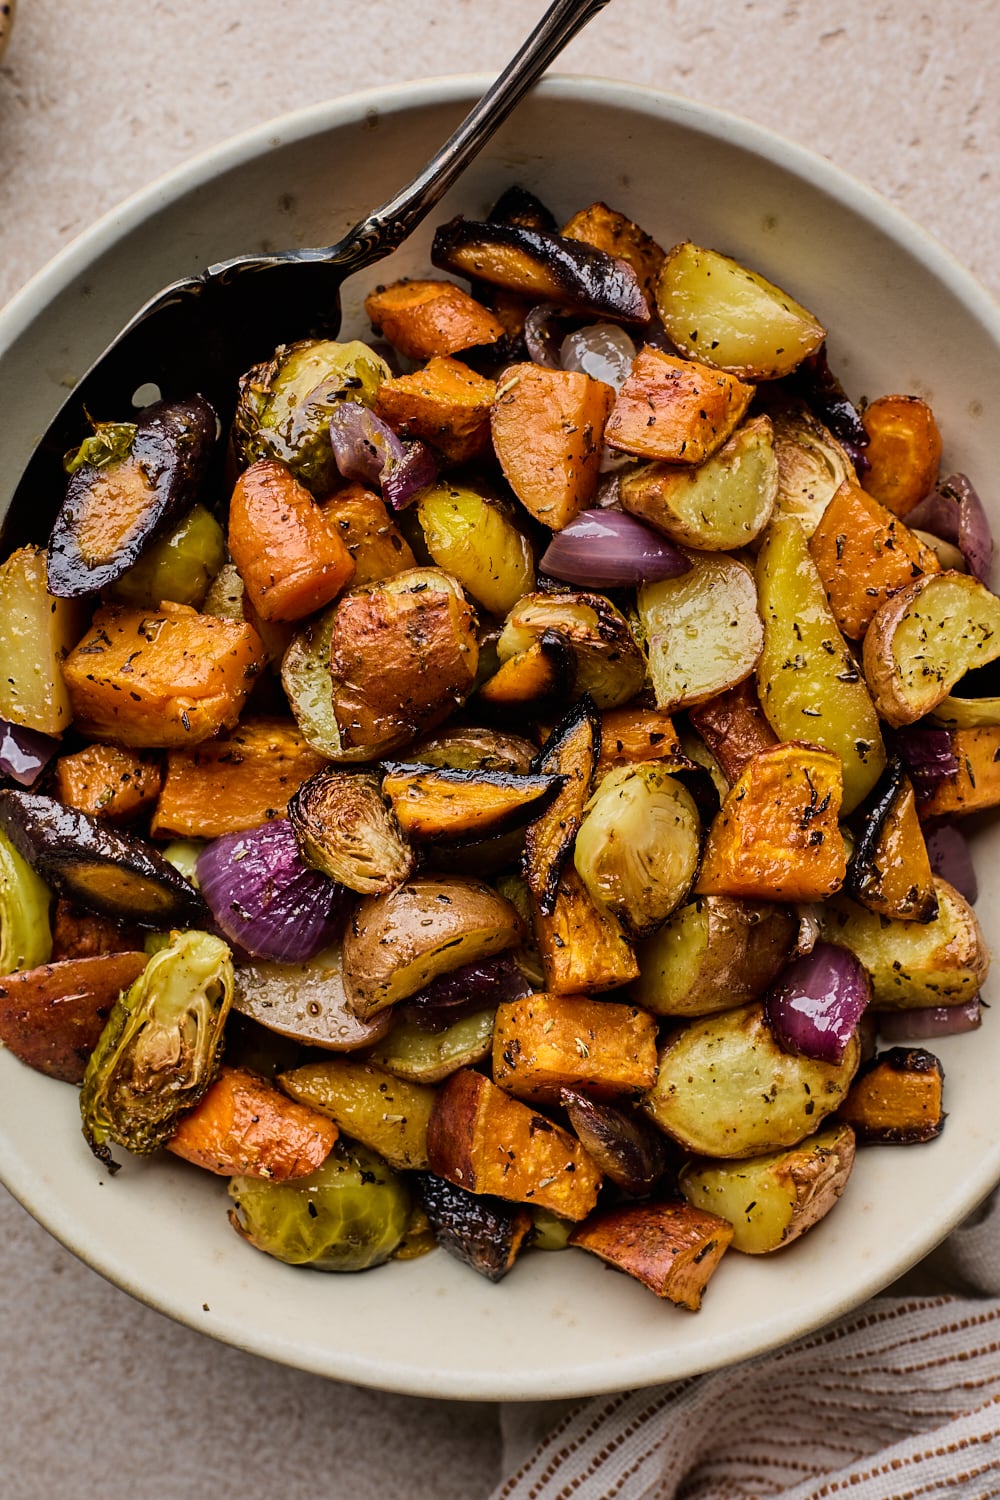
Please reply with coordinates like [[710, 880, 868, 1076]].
[[633, 895, 796, 1017], [0, 951, 148, 1083], [643, 1002, 861, 1157], [679, 1122, 856, 1253], [342, 875, 523, 1018]]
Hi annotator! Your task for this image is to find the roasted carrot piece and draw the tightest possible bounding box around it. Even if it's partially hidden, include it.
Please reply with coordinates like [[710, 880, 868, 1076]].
[[490, 364, 614, 530], [63, 602, 266, 748], [918, 727, 1000, 819], [476, 637, 574, 711], [688, 680, 777, 785], [604, 348, 753, 464], [364, 279, 505, 361], [493, 991, 658, 1103], [229, 458, 355, 622], [374, 356, 497, 465], [861, 395, 942, 516], [55, 743, 162, 820], [151, 717, 328, 838], [695, 742, 847, 902], [321, 484, 416, 586], [167, 1065, 338, 1180], [0, 951, 148, 1083], [809, 478, 940, 638], [569, 1200, 733, 1309], [838, 1047, 945, 1144]]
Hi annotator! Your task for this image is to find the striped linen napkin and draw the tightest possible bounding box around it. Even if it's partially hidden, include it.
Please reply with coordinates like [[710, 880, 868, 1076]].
[[492, 1192, 1000, 1499]]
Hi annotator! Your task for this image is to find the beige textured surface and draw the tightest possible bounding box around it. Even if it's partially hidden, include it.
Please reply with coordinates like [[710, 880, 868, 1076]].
[[0, 2, 998, 1497]]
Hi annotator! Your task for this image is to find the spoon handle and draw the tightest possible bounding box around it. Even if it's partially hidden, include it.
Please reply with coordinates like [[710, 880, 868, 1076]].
[[323, 0, 612, 270]]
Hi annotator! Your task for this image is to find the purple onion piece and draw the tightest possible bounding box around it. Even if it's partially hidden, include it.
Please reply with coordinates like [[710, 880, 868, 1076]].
[[329, 402, 403, 487], [405, 955, 532, 1018], [381, 439, 438, 511], [924, 822, 978, 903], [196, 818, 350, 963], [949, 473, 995, 585], [878, 998, 981, 1043], [540, 509, 690, 588], [0, 719, 59, 787], [905, 485, 960, 545], [894, 726, 960, 803], [791, 343, 870, 475], [523, 303, 568, 369], [765, 941, 872, 1064]]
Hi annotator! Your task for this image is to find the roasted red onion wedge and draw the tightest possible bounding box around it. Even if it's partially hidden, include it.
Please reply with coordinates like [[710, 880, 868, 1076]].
[[877, 999, 982, 1043], [560, 1088, 673, 1195], [924, 823, 978, 904], [540, 509, 690, 588], [403, 955, 532, 1017], [523, 303, 570, 368], [907, 473, 994, 584], [328, 402, 437, 510], [196, 819, 350, 963], [765, 941, 872, 1064], [894, 726, 960, 804], [0, 719, 59, 787]]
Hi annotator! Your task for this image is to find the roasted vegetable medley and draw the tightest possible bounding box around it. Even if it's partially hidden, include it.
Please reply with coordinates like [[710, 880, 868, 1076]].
[[0, 185, 996, 1311]]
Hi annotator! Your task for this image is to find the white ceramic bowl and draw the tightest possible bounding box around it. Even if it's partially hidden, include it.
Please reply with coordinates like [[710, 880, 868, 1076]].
[[2, 77, 1000, 1401]]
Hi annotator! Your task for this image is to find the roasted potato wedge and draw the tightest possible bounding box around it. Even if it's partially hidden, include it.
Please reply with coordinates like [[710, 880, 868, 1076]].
[[821, 878, 988, 1009], [633, 894, 796, 1017], [278, 1058, 436, 1171], [604, 348, 754, 464], [368, 1008, 496, 1084], [342, 875, 523, 1018], [0, 951, 148, 1083], [498, 592, 644, 711], [755, 514, 886, 813], [643, 1002, 861, 1157], [679, 1122, 856, 1253], [0, 546, 85, 736], [656, 242, 826, 380], [863, 572, 1000, 727], [231, 946, 391, 1052], [638, 554, 763, 711], [620, 415, 777, 550]]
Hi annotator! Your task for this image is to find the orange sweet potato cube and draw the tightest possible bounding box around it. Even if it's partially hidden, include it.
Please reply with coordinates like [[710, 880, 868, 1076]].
[[426, 1067, 603, 1221], [570, 1200, 733, 1309], [55, 743, 162, 820], [604, 348, 753, 464], [374, 356, 496, 465], [151, 717, 328, 838], [63, 602, 266, 748], [561, 201, 665, 301], [533, 867, 640, 994], [364, 279, 505, 361], [695, 742, 847, 902], [490, 364, 615, 530], [595, 706, 680, 782], [809, 478, 940, 639], [493, 992, 658, 1104]]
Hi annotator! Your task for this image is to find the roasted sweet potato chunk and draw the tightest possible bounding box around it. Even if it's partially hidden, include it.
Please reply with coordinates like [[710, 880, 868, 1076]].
[[560, 201, 665, 300], [229, 458, 355, 623], [63, 602, 265, 748], [493, 991, 658, 1103], [570, 1200, 733, 1310], [695, 742, 847, 902], [838, 1047, 945, 1143], [809, 478, 940, 639], [364, 279, 505, 361], [917, 727, 1000, 819], [491, 364, 614, 531], [320, 485, 417, 586], [861, 395, 942, 517], [374, 356, 496, 465], [167, 1065, 338, 1179], [0, 951, 148, 1083], [55, 743, 162, 821], [604, 348, 754, 464], [151, 718, 327, 839], [533, 865, 639, 995], [595, 706, 681, 781], [426, 1066, 603, 1220], [847, 759, 937, 922]]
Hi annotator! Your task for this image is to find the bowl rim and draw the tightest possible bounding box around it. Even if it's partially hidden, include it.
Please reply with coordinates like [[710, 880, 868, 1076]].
[[2, 72, 1000, 1400]]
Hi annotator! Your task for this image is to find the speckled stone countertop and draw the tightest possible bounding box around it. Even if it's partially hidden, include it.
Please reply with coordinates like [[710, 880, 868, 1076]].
[[1, 4, 998, 1497]]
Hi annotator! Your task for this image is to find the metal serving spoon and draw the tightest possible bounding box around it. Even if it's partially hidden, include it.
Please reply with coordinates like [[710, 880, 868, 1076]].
[[3, 0, 610, 545]]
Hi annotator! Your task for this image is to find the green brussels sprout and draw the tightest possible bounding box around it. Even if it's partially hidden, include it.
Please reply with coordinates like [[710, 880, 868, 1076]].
[[64, 421, 137, 476], [109, 504, 227, 609], [228, 1140, 410, 1271], [232, 339, 391, 494], [80, 929, 233, 1166], [574, 764, 701, 937], [0, 825, 52, 976]]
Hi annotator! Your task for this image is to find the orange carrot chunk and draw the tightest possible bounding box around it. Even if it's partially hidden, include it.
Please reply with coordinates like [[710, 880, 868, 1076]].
[[861, 395, 942, 516], [167, 1065, 338, 1180], [229, 458, 355, 622]]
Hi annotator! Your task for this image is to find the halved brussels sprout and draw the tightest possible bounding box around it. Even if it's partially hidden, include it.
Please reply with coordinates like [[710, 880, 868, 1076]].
[[288, 768, 413, 894], [368, 1007, 497, 1084], [228, 1140, 410, 1271], [0, 825, 52, 976], [573, 764, 701, 936], [497, 592, 645, 710], [769, 404, 854, 537], [79, 929, 233, 1165], [417, 482, 534, 616], [109, 504, 227, 610], [232, 339, 391, 494]]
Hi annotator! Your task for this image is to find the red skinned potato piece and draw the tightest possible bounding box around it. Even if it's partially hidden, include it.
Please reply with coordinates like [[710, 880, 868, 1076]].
[[0, 951, 148, 1083]]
